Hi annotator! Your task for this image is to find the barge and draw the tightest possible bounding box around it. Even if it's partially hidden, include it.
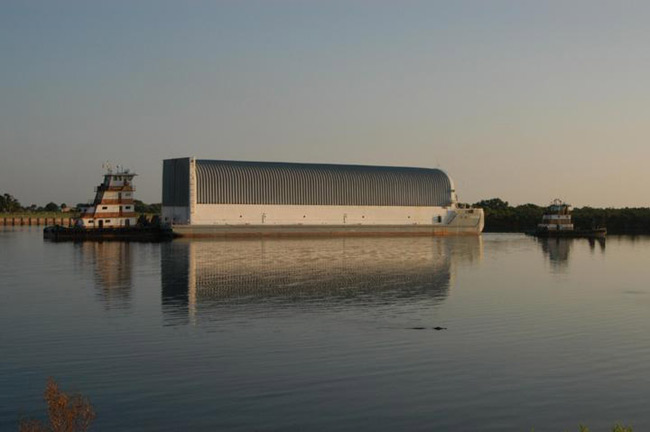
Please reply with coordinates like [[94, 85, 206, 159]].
[[162, 158, 484, 238]]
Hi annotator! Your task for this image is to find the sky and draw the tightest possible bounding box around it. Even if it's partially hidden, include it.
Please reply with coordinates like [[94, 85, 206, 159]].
[[1, 0, 650, 208]]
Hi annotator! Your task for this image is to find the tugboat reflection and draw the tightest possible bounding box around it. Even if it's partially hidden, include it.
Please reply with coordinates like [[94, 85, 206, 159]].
[[161, 237, 482, 326], [537, 237, 606, 270], [77, 242, 133, 309]]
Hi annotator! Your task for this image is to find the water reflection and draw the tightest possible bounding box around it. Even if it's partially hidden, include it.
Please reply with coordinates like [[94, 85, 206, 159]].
[[537, 237, 606, 270], [161, 237, 483, 325], [588, 237, 607, 253], [77, 242, 133, 309]]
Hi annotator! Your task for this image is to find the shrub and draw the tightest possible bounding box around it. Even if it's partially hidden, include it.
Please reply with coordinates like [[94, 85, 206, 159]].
[[19, 377, 95, 432]]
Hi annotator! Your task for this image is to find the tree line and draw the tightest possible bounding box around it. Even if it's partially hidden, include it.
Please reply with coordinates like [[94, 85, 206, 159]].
[[4, 191, 650, 233], [476, 198, 650, 234], [0, 192, 161, 215], [0, 193, 63, 213]]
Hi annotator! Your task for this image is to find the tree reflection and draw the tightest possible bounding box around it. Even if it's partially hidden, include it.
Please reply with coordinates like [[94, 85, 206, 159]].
[[537, 237, 606, 271]]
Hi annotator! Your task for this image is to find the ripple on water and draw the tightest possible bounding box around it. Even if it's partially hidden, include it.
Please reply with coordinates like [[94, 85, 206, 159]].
[[3, 232, 650, 431]]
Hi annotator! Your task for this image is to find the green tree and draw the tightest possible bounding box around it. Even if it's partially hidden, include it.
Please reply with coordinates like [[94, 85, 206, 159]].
[[134, 200, 161, 214], [474, 198, 509, 210], [44, 202, 60, 212], [0, 193, 22, 212]]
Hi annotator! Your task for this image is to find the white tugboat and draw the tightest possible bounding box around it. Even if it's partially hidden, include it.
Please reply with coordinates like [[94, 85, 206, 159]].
[[44, 164, 171, 241], [531, 199, 606, 238]]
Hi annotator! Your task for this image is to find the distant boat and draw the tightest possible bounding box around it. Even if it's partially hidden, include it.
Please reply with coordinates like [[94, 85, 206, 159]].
[[529, 199, 606, 238]]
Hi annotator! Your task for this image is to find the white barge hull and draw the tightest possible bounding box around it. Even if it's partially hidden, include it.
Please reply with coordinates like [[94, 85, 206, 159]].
[[170, 207, 484, 238]]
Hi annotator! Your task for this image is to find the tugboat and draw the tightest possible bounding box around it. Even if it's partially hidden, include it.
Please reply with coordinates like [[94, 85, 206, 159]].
[[530, 199, 606, 238], [44, 164, 172, 241]]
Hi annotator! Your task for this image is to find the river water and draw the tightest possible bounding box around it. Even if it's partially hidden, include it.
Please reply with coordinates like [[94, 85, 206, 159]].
[[2, 227, 650, 431]]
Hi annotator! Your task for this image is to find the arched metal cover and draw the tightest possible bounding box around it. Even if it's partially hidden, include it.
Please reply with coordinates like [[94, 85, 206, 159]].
[[194, 160, 453, 207]]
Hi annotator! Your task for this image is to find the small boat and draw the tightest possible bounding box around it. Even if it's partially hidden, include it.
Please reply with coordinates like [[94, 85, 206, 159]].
[[44, 164, 172, 241], [529, 199, 606, 238]]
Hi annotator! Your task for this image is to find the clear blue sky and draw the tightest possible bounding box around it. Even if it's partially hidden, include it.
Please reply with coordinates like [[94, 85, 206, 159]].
[[2, 1, 650, 207]]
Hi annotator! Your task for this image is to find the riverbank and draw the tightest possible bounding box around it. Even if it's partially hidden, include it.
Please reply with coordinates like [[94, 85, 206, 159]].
[[0, 216, 75, 226]]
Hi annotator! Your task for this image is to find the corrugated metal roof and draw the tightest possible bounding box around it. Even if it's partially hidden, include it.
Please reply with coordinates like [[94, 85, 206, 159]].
[[193, 159, 453, 207]]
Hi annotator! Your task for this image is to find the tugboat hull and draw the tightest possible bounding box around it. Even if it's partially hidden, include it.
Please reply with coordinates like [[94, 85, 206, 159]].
[[43, 225, 173, 242]]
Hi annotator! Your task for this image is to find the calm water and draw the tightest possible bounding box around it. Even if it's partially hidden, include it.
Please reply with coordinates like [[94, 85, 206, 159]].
[[2, 228, 650, 431]]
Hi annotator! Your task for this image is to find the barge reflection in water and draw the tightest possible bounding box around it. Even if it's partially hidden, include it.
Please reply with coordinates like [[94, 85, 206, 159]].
[[161, 236, 483, 326]]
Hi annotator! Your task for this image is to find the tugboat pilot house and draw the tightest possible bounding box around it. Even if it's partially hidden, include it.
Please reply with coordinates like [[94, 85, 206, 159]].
[[77, 165, 138, 229]]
